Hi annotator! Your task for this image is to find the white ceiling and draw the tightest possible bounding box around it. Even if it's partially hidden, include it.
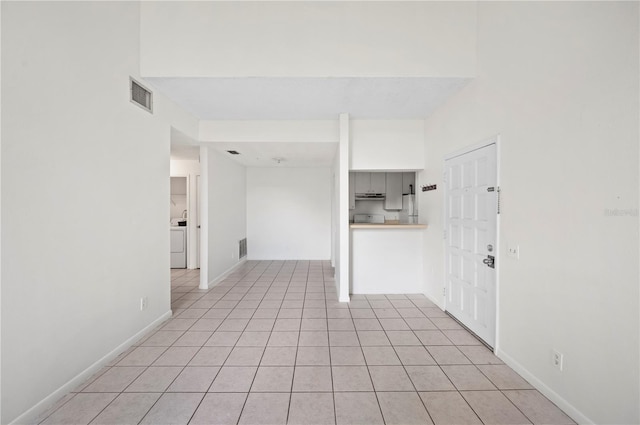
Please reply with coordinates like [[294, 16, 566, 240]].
[[210, 142, 337, 168], [149, 77, 470, 120], [165, 76, 471, 166]]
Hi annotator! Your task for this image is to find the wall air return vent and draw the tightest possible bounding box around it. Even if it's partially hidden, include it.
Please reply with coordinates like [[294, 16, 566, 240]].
[[130, 77, 153, 113], [239, 238, 247, 259]]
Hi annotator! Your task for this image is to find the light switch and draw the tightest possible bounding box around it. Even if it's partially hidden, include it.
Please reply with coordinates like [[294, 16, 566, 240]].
[[507, 243, 520, 259]]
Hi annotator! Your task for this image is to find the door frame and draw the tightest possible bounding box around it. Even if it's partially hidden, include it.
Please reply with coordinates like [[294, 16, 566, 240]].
[[442, 135, 501, 351], [195, 174, 201, 269], [170, 174, 190, 268]]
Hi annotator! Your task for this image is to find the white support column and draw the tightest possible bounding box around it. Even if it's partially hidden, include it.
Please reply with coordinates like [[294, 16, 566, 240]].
[[198, 145, 209, 290], [338, 113, 350, 303]]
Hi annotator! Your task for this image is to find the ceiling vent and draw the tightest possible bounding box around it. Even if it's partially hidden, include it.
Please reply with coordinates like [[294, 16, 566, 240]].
[[130, 77, 153, 113], [227, 150, 240, 155]]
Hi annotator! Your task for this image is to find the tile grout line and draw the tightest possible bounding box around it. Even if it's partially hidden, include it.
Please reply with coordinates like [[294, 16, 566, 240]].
[[233, 260, 289, 425], [348, 297, 388, 425], [41, 261, 554, 425], [325, 264, 339, 425], [381, 294, 438, 425], [142, 261, 258, 425], [286, 260, 305, 425], [151, 261, 258, 425]]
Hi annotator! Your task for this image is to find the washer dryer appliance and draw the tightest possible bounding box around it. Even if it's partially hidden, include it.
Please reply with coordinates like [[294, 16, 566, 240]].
[[170, 226, 187, 268]]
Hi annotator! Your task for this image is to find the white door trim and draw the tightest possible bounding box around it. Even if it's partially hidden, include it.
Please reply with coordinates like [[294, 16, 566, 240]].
[[195, 174, 201, 269], [444, 137, 499, 161], [442, 134, 501, 351], [170, 174, 190, 269]]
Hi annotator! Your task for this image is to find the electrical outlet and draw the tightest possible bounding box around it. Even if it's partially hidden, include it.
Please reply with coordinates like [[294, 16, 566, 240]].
[[507, 243, 520, 259], [552, 350, 563, 371], [140, 297, 148, 311]]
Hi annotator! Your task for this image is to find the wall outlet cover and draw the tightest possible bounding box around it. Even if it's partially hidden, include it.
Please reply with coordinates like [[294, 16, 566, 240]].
[[552, 350, 563, 371]]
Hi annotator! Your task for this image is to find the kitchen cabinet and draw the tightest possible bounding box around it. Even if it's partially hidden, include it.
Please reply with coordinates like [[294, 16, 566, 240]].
[[349, 172, 356, 210], [354, 172, 386, 194], [355, 173, 370, 194], [170, 227, 187, 268], [384, 173, 403, 210], [370, 173, 386, 193], [402, 172, 415, 195]]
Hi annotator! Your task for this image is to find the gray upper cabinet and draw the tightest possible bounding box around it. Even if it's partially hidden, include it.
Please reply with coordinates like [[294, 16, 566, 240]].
[[370, 173, 386, 193], [355, 172, 386, 194], [384, 173, 403, 210], [354, 172, 370, 193]]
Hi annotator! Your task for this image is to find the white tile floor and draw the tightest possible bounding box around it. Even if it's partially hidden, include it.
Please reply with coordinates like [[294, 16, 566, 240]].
[[37, 260, 576, 425]]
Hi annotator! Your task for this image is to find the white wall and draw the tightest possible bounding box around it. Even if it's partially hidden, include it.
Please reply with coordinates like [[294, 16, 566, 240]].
[[141, 2, 476, 78], [1, 2, 198, 423], [420, 3, 639, 424], [247, 168, 331, 260], [206, 149, 247, 283], [170, 176, 187, 218], [352, 229, 423, 294], [200, 120, 337, 143], [350, 120, 425, 171], [337, 114, 350, 302]]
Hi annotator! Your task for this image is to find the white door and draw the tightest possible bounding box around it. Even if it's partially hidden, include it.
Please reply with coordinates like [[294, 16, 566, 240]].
[[444, 142, 498, 348]]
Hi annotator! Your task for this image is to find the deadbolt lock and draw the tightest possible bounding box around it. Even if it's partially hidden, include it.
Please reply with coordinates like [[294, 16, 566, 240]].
[[482, 255, 495, 269]]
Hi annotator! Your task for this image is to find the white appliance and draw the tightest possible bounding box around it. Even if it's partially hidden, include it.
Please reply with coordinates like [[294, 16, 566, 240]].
[[354, 214, 385, 224], [170, 226, 187, 268], [400, 194, 418, 224]]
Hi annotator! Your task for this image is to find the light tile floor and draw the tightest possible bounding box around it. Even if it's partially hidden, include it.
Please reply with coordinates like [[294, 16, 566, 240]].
[[37, 260, 576, 425]]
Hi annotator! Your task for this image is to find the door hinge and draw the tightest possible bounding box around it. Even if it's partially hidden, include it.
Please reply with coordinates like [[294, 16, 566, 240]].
[[489, 186, 501, 214], [443, 229, 447, 240], [442, 287, 446, 297]]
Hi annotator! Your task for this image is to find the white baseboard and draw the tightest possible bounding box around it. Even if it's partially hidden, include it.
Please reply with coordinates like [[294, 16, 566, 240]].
[[11, 311, 173, 425], [206, 258, 247, 289], [495, 348, 592, 425]]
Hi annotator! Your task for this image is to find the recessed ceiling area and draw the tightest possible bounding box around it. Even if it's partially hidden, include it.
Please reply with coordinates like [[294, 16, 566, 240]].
[[166, 77, 471, 166], [210, 142, 337, 168], [148, 77, 470, 120]]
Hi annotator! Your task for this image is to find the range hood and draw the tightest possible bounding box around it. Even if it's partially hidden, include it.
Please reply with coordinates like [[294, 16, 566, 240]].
[[355, 193, 385, 200]]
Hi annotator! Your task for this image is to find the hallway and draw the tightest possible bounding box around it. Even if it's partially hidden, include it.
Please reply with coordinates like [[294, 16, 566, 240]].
[[37, 260, 574, 424]]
